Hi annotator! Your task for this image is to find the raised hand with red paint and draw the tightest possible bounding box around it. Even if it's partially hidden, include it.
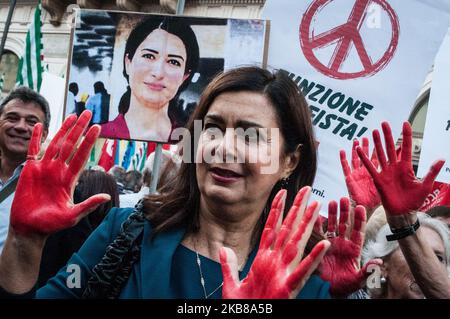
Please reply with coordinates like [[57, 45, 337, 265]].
[[318, 198, 382, 297], [356, 122, 445, 216], [219, 187, 330, 299], [340, 138, 380, 214], [10, 110, 111, 236]]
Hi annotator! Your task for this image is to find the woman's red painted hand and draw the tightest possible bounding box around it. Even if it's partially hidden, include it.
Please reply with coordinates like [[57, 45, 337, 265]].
[[10, 111, 111, 236], [356, 122, 445, 216], [220, 187, 330, 299], [340, 138, 381, 211], [318, 198, 382, 297]]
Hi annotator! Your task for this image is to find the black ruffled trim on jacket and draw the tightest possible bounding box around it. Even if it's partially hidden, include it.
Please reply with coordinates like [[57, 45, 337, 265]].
[[82, 201, 146, 299]]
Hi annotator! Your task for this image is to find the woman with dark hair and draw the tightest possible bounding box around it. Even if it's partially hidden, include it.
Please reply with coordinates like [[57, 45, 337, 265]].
[[0, 67, 372, 299], [101, 16, 200, 142], [73, 170, 120, 229]]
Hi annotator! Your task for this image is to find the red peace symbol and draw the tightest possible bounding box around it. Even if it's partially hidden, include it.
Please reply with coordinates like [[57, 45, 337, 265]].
[[299, 0, 400, 80]]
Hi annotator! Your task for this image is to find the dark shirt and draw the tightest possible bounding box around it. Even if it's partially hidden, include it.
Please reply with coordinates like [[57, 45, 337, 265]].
[[37, 217, 94, 288]]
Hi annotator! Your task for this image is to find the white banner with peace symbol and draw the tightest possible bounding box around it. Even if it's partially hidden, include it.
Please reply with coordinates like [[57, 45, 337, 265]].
[[417, 29, 450, 184], [262, 0, 450, 213]]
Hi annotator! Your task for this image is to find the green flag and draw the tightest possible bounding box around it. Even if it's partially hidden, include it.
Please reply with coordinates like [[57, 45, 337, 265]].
[[16, 1, 43, 91], [139, 142, 148, 172]]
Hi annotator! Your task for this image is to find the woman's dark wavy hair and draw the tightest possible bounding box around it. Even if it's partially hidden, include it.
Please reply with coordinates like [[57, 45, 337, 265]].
[[118, 16, 200, 118], [144, 66, 320, 249], [74, 170, 120, 229]]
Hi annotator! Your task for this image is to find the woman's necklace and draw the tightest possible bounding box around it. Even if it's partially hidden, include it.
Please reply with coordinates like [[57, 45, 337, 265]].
[[194, 241, 248, 299], [195, 251, 224, 299]]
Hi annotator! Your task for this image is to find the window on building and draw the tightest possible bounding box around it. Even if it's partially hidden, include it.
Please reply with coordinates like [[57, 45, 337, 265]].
[[0, 51, 20, 94]]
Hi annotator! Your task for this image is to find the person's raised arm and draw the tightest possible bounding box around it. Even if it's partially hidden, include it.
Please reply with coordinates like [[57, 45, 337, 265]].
[[0, 111, 110, 294], [357, 121, 450, 299], [219, 187, 330, 298]]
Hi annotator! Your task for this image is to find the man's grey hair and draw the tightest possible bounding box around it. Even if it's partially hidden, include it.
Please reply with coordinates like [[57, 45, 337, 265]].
[[363, 213, 450, 266], [0, 86, 51, 129]]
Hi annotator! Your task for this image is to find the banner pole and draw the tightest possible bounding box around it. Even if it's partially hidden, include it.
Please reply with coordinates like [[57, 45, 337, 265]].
[[149, 143, 163, 194], [0, 0, 18, 59], [176, 0, 185, 14]]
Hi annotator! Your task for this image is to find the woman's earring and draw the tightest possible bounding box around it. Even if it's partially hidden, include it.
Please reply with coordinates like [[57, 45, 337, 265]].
[[281, 177, 290, 189], [380, 277, 387, 285]]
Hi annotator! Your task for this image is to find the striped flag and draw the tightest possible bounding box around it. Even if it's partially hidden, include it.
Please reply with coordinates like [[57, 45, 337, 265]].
[[98, 139, 118, 172], [131, 142, 148, 172], [114, 139, 121, 166], [16, 1, 44, 91], [121, 141, 136, 171], [0, 73, 5, 92], [139, 142, 148, 172]]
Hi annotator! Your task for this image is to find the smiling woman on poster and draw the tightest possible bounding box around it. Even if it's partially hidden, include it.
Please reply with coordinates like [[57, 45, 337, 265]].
[[100, 16, 200, 143]]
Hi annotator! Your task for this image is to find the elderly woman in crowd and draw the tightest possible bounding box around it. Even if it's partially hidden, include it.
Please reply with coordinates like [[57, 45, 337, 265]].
[[348, 121, 450, 299], [363, 213, 450, 299]]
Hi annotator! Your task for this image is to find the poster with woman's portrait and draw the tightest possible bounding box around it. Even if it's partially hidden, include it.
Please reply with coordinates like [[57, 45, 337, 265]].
[[65, 9, 269, 143]]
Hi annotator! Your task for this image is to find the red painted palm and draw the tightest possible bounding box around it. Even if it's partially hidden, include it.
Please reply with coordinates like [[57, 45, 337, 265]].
[[318, 198, 381, 297], [220, 187, 330, 298], [356, 122, 444, 216], [11, 111, 110, 236]]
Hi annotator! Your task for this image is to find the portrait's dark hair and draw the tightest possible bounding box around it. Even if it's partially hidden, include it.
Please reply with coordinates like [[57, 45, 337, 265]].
[[69, 82, 79, 96], [74, 170, 120, 229], [118, 16, 200, 116], [0, 86, 51, 130], [144, 66, 319, 250]]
